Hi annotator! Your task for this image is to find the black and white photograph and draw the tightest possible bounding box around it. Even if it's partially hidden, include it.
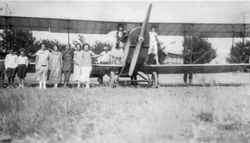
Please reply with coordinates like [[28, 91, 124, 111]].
[[0, 0, 250, 142]]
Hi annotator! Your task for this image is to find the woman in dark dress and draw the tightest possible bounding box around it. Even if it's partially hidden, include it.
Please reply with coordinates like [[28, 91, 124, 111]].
[[62, 44, 74, 88]]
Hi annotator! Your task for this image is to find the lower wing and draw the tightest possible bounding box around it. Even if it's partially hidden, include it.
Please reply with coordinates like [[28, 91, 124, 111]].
[[141, 64, 250, 74]]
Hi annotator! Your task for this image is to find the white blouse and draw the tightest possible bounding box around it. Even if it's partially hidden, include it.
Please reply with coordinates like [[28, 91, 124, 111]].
[[5, 54, 18, 69], [17, 56, 29, 66]]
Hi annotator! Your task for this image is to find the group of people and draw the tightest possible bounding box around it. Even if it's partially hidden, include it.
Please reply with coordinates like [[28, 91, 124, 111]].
[[0, 49, 28, 88], [108, 24, 163, 65], [0, 42, 113, 89], [35, 43, 101, 89], [0, 24, 167, 89]]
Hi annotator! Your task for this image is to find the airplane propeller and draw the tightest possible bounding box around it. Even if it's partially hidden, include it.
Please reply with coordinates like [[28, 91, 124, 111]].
[[128, 3, 152, 76]]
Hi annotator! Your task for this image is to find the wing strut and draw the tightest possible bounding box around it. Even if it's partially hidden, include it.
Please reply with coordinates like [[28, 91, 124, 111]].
[[67, 20, 70, 45]]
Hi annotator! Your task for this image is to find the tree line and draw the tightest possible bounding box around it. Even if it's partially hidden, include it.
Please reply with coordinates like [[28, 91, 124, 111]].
[[2, 29, 248, 64]]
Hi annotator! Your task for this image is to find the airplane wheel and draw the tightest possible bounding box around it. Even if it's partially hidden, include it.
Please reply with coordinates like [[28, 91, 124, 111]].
[[151, 71, 159, 88]]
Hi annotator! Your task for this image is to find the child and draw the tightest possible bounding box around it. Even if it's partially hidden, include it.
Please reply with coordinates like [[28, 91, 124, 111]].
[[17, 49, 29, 88], [35, 44, 51, 89], [5, 49, 18, 88]]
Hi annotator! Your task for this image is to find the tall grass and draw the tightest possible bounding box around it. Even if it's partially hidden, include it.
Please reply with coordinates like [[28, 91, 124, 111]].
[[0, 89, 89, 137], [0, 86, 250, 143]]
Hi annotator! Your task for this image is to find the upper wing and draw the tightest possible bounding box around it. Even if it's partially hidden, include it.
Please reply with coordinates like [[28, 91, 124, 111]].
[[0, 16, 141, 34], [142, 64, 250, 74], [148, 23, 250, 37], [1, 16, 250, 37]]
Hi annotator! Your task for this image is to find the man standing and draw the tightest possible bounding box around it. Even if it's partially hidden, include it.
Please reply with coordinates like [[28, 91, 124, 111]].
[[183, 48, 193, 85], [62, 44, 74, 88], [5, 49, 18, 88]]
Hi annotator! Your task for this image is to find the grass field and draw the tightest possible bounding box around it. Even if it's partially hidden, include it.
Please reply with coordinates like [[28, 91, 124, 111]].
[[0, 73, 250, 143]]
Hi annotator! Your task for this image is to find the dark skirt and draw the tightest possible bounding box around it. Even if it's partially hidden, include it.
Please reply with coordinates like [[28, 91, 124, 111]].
[[6, 68, 16, 78], [17, 64, 27, 79], [63, 70, 72, 82]]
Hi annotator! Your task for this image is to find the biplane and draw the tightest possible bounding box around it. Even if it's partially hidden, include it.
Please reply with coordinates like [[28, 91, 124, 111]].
[[0, 3, 250, 87]]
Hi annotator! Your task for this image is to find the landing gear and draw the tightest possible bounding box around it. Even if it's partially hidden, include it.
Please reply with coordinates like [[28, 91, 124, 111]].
[[97, 76, 103, 84], [131, 73, 138, 86], [109, 71, 118, 88], [151, 71, 159, 88]]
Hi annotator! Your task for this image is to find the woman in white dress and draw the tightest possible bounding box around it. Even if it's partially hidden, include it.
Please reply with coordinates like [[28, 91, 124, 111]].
[[73, 44, 83, 88], [35, 43, 51, 89], [80, 44, 99, 89]]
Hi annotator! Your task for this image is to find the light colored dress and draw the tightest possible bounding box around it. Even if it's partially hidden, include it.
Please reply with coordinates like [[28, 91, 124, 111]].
[[35, 50, 51, 81], [79, 50, 95, 82], [49, 51, 62, 83], [110, 30, 124, 58], [73, 50, 82, 81], [149, 31, 158, 55], [108, 30, 125, 64]]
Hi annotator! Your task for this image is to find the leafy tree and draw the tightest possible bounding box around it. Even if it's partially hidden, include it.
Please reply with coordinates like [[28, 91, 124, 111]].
[[182, 35, 217, 64], [73, 34, 113, 54], [92, 40, 113, 54], [72, 34, 86, 47], [34, 39, 66, 52], [0, 29, 35, 53], [227, 40, 250, 63]]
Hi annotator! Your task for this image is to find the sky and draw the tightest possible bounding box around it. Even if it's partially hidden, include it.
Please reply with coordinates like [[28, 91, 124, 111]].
[[0, 0, 250, 63]]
